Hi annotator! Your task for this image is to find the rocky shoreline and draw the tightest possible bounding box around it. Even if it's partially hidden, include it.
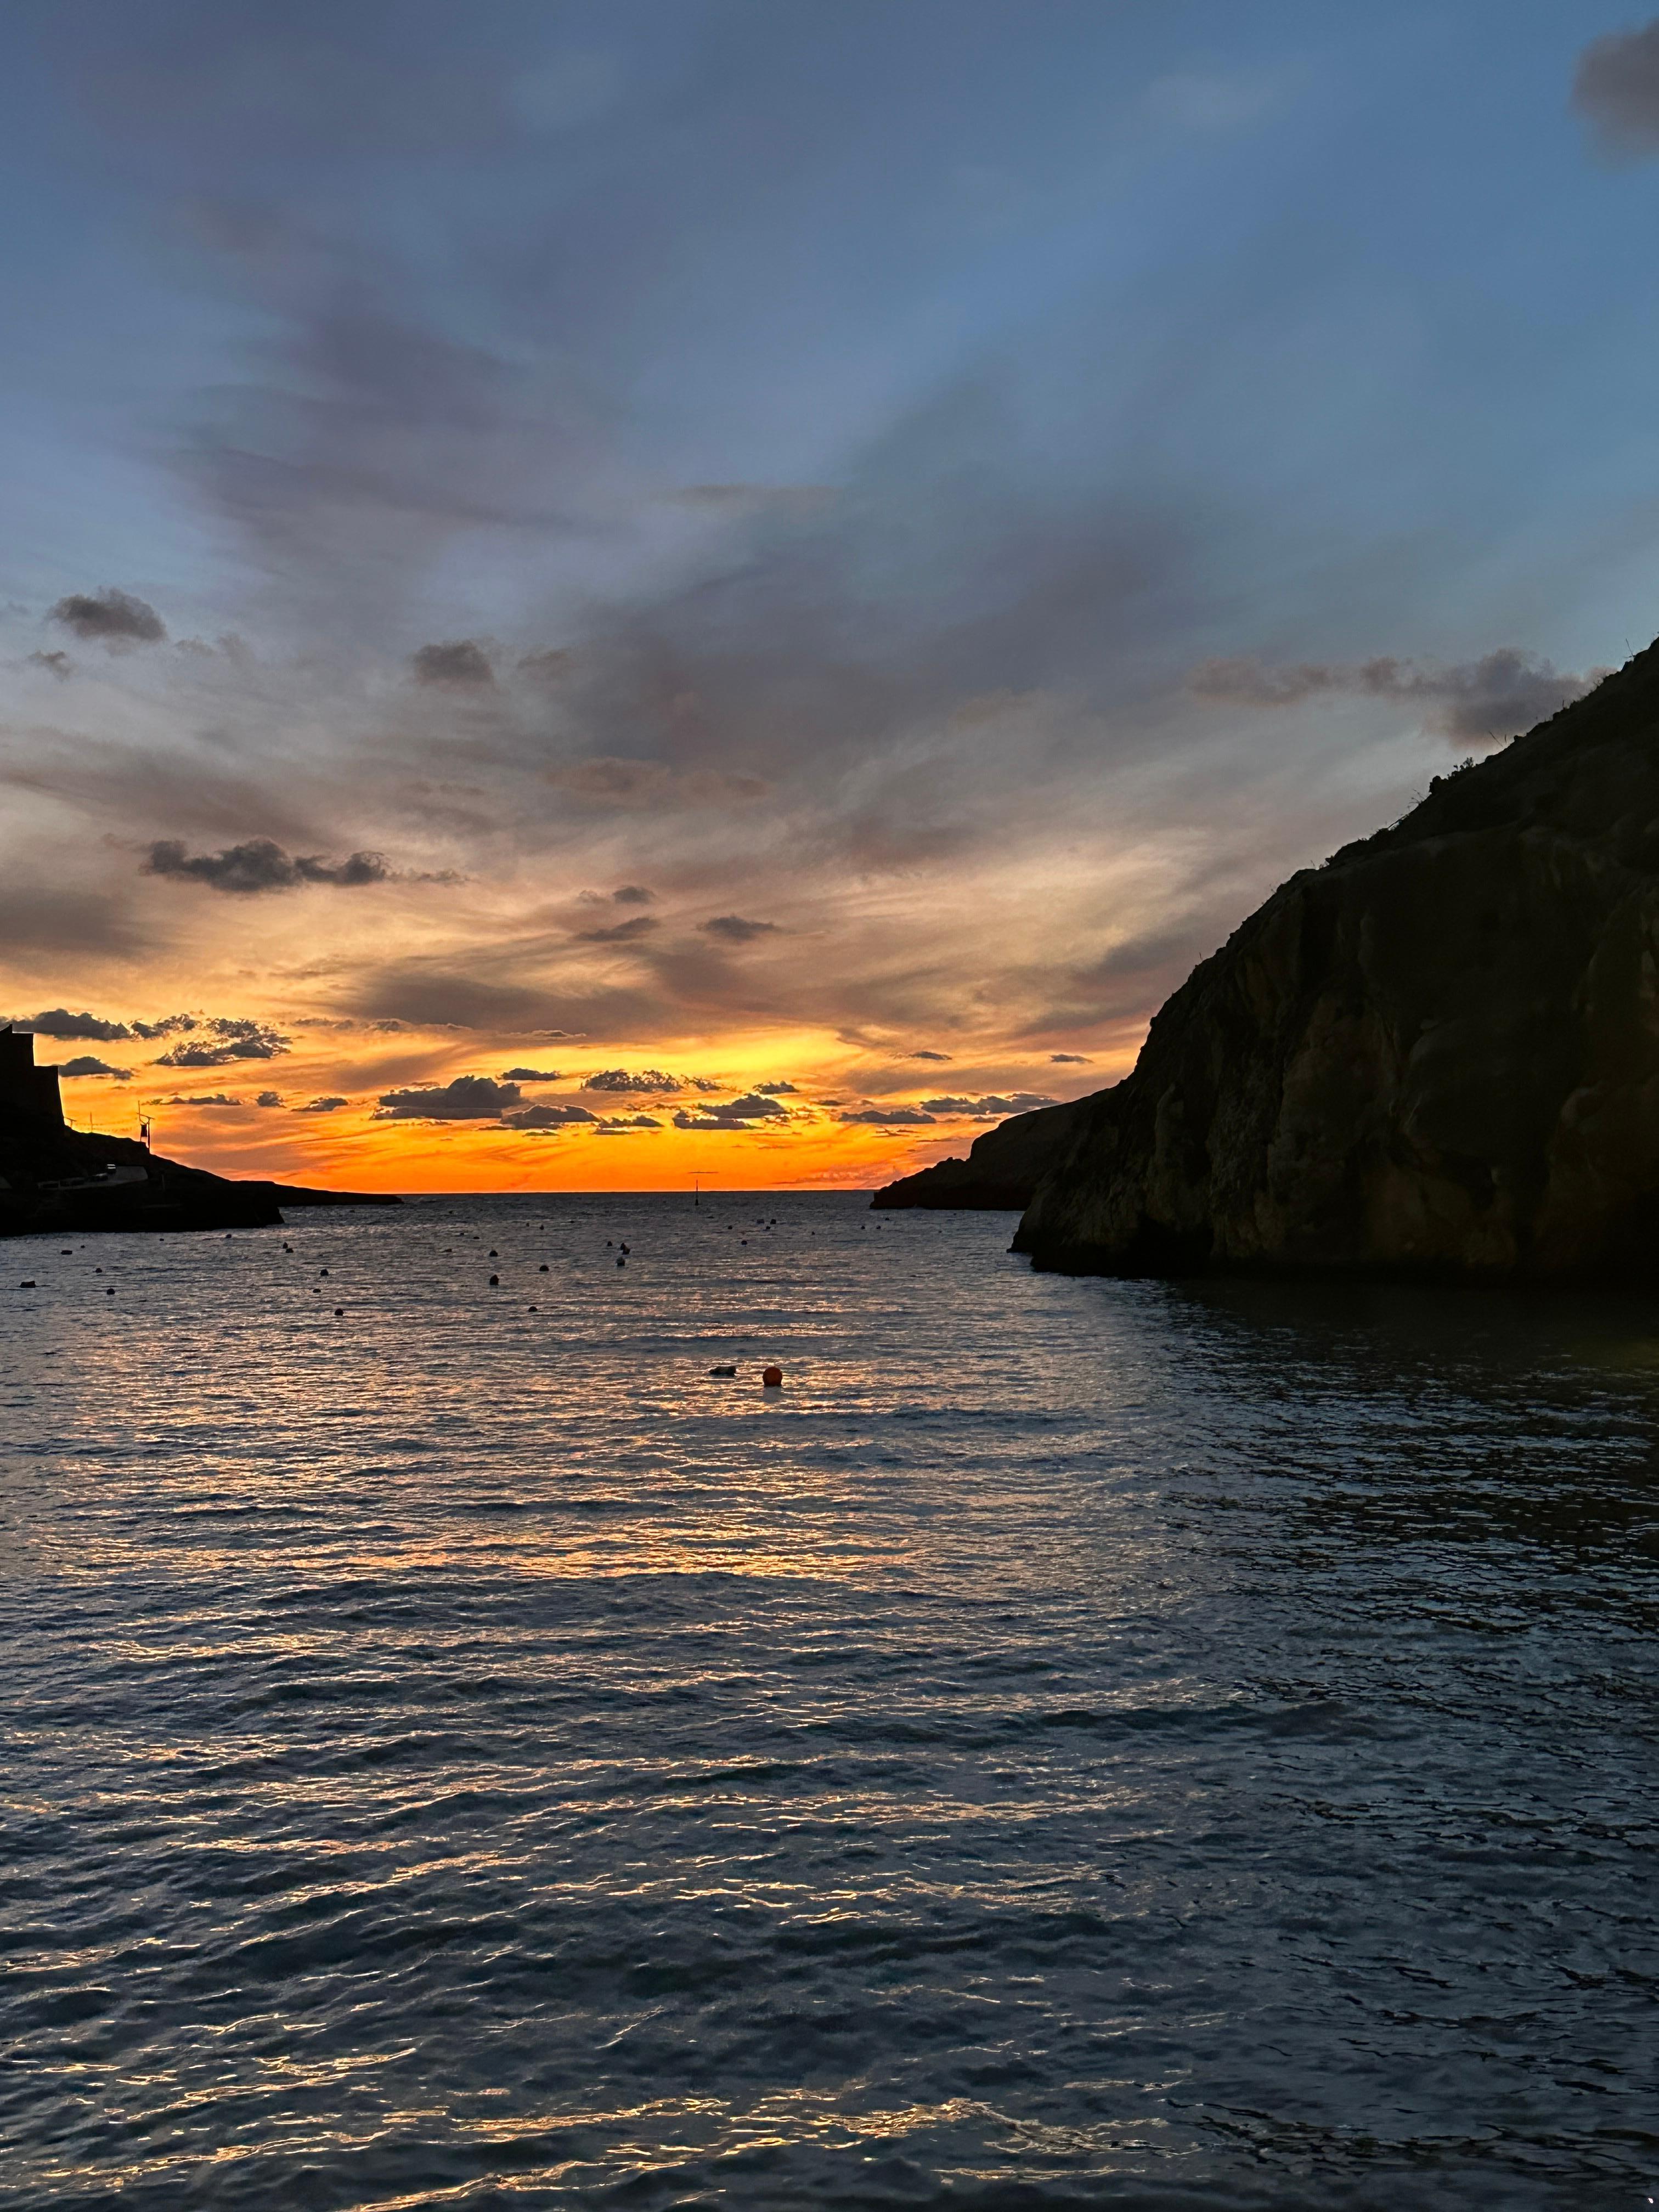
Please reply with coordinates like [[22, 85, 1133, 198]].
[[1, 1102, 399, 1242], [870, 1096, 1093, 1211]]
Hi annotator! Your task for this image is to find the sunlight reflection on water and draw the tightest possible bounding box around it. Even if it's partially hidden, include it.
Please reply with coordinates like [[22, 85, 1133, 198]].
[[2, 1193, 1657, 2209]]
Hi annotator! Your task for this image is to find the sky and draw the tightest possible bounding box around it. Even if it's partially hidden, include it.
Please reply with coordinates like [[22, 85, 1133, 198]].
[[4, 0, 1659, 1193]]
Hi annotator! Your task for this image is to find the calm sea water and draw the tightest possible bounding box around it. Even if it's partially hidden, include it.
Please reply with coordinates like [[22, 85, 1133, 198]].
[[2, 1192, 1656, 2210]]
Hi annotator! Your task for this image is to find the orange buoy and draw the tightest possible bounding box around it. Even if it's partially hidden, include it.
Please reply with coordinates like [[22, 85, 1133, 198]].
[[762, 1364, 783, 1387]]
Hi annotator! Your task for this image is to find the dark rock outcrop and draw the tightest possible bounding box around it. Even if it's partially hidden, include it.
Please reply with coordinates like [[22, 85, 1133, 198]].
[[1015, 640, 1659, 1283], [1, 1091, 399, 1240], [871, 1095, 1096, 1210]]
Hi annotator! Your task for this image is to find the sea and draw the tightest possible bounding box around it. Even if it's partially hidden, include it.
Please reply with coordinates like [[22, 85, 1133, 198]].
[[2, 1191, 1656, 2211]]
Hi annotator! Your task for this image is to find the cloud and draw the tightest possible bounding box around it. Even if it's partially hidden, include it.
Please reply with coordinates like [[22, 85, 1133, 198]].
[[144, 838, 393, 893], [500, 1066, 563, 1081], [839, 1103, 936, 1125], [1050, 1053, 1091, 1063], [129, 1015, 196, 1038], [596, 1113, 661, 1131], [354, 964, 594, 1033], [375, 1075, 522, 1120], [1573, 21, 1659, 157], [612, 884, 654, 905], [754, 1081, 797, 1093], [909, 1049, 952, 1061], [255, 1091, 283, 1107], [1190, 648, 1606, 743], [412, 638, 495, 686], [297, 1095, 348, 1113], [153, 1019, 290, 1067], [921, 1091, 1055, 1118], [29, 651, 71, 678], [0, 883, 148, 960], [49, 588, 165, 645], [546, 759, 771, 809], [575, 914, 659, 943], [24, 1008, 132, 1041], [60, 1056, 133, 1080], [672, 1092, 791, 1128], [700, 914, 779, 943], [583, 1068, 682, 1093], [501, 1101, 596, 1129], [163, 1093, 242, 1107]]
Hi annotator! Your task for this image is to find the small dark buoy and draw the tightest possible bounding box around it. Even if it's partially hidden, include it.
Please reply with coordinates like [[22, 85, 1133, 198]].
[[708, 1364, 736, 1377], [606, 1240, 613, 1248], [762, 1364, 783, 1387], [19, 1280, 35, 1289], [620, 1242, 629, 1254], [95, 1267, 103, 1274], [61, 1249, 72, 1255], [527, 1303, 537, 1311], [283, 1243, 292, 1253], [105, 1288, 114, 1296], [320, 1267, 329, 1277], [538, 1263, 549, 1272], [334, 1306, 343, 1316], [489, 1273, 499, 1286], [488, 1249, 498, 1257], [617, 1255, 626, 1267]]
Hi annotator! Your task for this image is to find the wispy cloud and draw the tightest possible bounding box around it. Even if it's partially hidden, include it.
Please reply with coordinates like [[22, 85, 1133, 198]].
[[1190, 649, 1606, 744]]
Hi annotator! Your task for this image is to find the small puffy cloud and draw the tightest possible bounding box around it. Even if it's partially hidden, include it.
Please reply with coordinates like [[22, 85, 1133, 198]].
[[164, 1092, 242, 1107], [412, 638, 495, 686], [575, 915, 659, 944], [839, 1103, 936, 1125], [612, 884, 654, 905], [672, 1092, 791, 1129], [1190, 647, 1606, 744], [49, 586, 165, 645], [597, 1113, 661, 1131], [583, 1068, 682, 1093], [255, 1091, 283, 1108], [145, 838, 392, 894], [501, 1101, 597, 1130], [1574, 20, 1659, 156], [1051, 1053, 1091, 1063], [154, 1021, 290, 1067], [25, 1008, 131, 1040], [500, 1066, 563, 1081], [910, 1049, 952, 1062], [755, 1081, 797, 1094], [60, 1056, 133, 1080], [375, 1075, 521, 1121], [129, 1014, 196, 1039], [297, 1096, 348, 1113], [29, 650, 71, 678], [700, 914, 779, 944]]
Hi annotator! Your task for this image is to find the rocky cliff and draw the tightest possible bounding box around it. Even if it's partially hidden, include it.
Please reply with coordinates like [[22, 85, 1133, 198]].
[[871, 1095, 1096, 1210], [0, 1105, 399, 1239], [1015, 640, 1659, 1283]]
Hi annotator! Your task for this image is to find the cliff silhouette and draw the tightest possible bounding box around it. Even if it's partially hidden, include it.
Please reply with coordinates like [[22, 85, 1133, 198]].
[[0, 1028, 397, 1238], [1007, 639, 1659, 1280]]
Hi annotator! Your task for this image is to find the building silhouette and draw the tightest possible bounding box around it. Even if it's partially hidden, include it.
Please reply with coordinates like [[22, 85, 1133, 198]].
[[0, 1027, 65, 1126]]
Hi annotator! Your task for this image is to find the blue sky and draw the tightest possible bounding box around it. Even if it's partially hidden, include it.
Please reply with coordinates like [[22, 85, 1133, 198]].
[[3, 2, 1658, 1184]]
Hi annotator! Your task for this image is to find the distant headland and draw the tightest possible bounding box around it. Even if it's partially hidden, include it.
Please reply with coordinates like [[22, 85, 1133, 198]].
[[0, 1028, 398, 1238], [877, 640, 1659, 1285]]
